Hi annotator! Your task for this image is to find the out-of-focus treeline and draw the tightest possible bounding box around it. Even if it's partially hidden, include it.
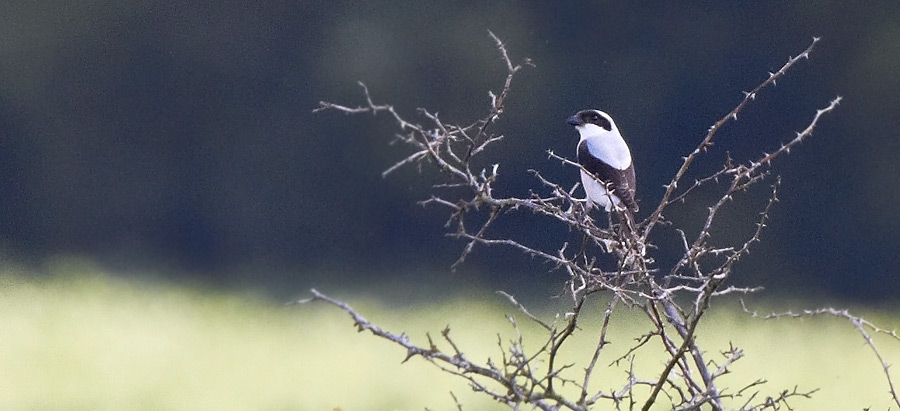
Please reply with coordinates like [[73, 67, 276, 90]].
[[1, 1, 898, 301]]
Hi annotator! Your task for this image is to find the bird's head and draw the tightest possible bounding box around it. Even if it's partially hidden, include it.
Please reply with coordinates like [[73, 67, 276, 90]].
[[567, 109, 619, 138]]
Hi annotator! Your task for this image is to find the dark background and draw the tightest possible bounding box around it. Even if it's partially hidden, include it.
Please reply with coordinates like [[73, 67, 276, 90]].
[[2, 2, 898, 302]]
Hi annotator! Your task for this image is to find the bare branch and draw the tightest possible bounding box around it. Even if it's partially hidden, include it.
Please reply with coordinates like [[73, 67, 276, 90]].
[[580, 296, 619, 405], [497, 291, 554, 332], [306, 33, 895, 411], [642, 37, 821, 239], [741, 301, 900, 407]]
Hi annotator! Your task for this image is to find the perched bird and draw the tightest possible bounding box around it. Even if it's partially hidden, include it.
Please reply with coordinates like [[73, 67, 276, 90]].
[[567, 109, 638, 216]]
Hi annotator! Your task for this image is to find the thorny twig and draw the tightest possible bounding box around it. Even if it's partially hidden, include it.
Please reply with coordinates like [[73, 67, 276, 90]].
[[641, 37, 822, 240], [741, 301, 900, 408]]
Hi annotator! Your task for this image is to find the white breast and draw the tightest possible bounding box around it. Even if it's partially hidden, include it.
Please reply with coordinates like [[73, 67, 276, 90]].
[[581, 170, 621, 211]]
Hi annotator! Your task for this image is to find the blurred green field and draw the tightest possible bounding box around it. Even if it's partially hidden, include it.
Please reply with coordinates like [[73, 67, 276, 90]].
[[1, 267, 898, 410]]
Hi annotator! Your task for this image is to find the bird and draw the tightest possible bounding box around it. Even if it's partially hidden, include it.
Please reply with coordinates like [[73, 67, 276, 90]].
[[567, 109, 638, 218]]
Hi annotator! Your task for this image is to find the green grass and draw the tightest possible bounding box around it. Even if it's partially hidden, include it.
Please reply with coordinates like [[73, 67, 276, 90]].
[[1, 268, 898, 410]]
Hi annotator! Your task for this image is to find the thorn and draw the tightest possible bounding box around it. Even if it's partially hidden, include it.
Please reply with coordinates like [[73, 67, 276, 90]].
[[731, 113, 738, 120], [812, 36, 821, 42], [402, 348, 418, 363]]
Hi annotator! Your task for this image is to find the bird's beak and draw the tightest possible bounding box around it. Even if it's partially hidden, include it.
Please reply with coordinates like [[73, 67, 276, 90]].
[[566, 115, 581, 126]]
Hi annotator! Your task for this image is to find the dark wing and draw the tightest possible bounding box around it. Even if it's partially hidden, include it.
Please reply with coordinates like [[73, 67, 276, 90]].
[[577, 140, 639, 212]]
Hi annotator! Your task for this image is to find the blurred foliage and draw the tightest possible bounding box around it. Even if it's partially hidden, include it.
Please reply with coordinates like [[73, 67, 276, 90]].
[[1, 2, 899, 299], [1, 270, 898, 409]]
